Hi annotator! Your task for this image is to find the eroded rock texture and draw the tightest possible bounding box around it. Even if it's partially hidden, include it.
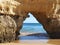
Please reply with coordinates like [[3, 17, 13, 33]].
[[0, 15, 17, 43], [0, 14, 25, 43], [16, 0, 60, 38], [0, 0, 60, 43], [0, 0, 25, 43]]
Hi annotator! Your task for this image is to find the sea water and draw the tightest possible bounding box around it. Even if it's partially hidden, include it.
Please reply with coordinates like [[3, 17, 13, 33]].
[[19, 23, 49, 40], [20, 23, 46, 33]]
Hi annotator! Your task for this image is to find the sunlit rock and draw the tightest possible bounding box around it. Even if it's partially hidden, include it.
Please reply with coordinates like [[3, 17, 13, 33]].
[[0, 15, 17, 43], [0, 0, 60, 43], [0, 0, 20, 15], [16, 0, 60, 38], [0, 0, 24, 42]]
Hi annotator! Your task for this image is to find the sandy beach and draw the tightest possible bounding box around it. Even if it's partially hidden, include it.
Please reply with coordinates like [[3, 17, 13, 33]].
[[0, 32, 60, 45], [0, 39, 60, 45]]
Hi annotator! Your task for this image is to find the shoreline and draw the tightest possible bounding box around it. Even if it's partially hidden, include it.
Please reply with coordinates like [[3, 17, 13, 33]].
[[20, 32, 48, 36], [19, 32, 49, 40], [20, 32, 39, 36]]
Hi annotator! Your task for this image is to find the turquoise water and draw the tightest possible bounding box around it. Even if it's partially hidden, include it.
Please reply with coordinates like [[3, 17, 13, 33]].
[[20, 23, 46, 33], [19, 23, 49, 40]]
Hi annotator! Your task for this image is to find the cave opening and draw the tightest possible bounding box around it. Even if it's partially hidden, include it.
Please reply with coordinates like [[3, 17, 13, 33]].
[[20, 13, 47, 35], [19, 13, 49, 40]]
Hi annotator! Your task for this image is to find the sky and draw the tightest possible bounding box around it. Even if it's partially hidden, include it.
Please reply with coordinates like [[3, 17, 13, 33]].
[[23, 13, 39, 23]]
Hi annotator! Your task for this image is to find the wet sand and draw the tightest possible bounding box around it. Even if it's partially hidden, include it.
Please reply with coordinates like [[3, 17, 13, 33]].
[[0, 33, 60, 45]]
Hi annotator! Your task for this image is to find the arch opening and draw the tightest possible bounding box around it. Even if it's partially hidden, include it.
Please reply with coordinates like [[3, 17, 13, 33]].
[[20, 13, 47, 35]]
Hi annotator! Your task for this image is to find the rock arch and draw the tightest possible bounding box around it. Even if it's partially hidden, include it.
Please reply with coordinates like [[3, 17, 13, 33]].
[[0, 0, 60, 43], [16, 0, 60, 38]]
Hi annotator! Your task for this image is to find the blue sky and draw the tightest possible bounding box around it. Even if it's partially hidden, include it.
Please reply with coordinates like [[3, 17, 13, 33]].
[[23, 13, 39, 23]]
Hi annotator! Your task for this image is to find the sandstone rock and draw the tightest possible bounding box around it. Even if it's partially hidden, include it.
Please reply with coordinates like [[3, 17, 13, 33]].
[[0, 0, 24, 43], [0, 0, 60, 43], [16, 0, 60, 38], [12, 15, 25, 40], [0, 15, 17, 43]]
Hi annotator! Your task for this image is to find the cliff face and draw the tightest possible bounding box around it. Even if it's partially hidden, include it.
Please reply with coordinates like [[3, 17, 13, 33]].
[[16, 0, 60, 38], [16, 0, 56, 26], [0, 0, 26, 42], [0, 0, 60, 43]]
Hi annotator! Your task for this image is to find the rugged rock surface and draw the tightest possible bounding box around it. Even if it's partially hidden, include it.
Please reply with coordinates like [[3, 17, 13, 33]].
[[0, 0, 60, 43], [0, 14, 25, 43], [0, 0, 29, 43], [0, 0, 26, 42], [0, 15, 17, 43], [16, 0, 60, 38]]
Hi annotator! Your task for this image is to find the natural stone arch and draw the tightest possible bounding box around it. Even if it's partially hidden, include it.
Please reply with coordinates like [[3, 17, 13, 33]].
[[0, 0, 60, 43], [16, 0, 60, 39]]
